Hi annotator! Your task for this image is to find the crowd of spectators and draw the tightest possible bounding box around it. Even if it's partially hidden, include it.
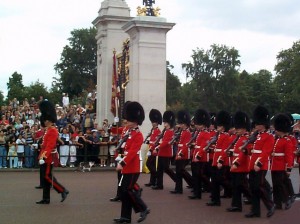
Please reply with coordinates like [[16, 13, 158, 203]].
[[0, 95, 120, 169]]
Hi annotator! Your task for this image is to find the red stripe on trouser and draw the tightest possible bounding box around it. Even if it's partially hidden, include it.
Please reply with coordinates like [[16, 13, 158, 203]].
[[45, 163, 64, 193]]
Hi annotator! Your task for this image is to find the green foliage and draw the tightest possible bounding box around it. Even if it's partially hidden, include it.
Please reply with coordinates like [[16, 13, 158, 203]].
[[54, 27, 97, 98], [23, 80, 49, 102], [0, 90, 4, 106], [166, 61, 182, 111], [6, 71, 25, 102]]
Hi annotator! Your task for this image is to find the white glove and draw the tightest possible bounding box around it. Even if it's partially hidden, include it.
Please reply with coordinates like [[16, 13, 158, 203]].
[[115, 155, 122, 162], [147, 151, 151, 156], [39, 159, 45, 165]]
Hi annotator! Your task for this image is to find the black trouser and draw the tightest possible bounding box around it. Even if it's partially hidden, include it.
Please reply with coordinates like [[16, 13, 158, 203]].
[[41, 163, 65, 201], [119, 173, 147, 220], [174, 159, 192, 192], [203, 160, 212, 192], [210, 166, 232, 204], [192, 162, 211, 198], [39, 164, 45, 187], [76, 147, 84, 166], [249, 170, 274, 215], [283, 172, 294, 197], [231, 172, 251, 209], [156, 157, 176, 188], [271, 171, 290, 207], [146, 155, 157, 185]]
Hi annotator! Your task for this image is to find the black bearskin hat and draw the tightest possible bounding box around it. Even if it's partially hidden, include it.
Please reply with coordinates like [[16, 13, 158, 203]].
[[163, 111, 175, 128], [177, 110, 191, 126], [124, 101, 145, 125], [122, 101, 131, 119], [39, 100, 57, 127], [285, 113, 294, 133], [149, 109, 162, 125], [234, 111, 250, 131], [216, 110, 231, 132], [253, 105, 270, 128], [274, 113, 291, 133], [194, 109, 211, 127]]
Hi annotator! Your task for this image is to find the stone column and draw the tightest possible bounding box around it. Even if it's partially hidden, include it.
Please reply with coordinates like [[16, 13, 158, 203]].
[[92, 0, 131, 125], [122, 16, 175, 134]]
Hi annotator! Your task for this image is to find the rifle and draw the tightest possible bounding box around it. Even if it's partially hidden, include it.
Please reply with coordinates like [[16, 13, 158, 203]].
[[186, 130, 199, 148], [115, 130, 130, 154], [225, 135, 239, 156], [168, 128, 182, 145], [152, 128, 166, 149], [143, 128, 153, 144], [239, 130, 258, 154], [204, 132, 219, 152]]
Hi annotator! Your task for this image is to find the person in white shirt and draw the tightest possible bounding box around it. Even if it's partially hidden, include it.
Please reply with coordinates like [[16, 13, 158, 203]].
[[62, 93, 70, 109], [16, 134, 26, 168]]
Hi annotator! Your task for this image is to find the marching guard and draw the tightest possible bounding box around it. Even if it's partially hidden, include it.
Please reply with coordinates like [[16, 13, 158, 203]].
[[144, 109, 162, 187], [114, 102, 150, 223], [245, 106, 275, 218]]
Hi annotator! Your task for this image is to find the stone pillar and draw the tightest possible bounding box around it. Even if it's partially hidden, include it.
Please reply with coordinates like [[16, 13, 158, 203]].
[[122, 16, 175, 134], [92, 0, 131, 125]]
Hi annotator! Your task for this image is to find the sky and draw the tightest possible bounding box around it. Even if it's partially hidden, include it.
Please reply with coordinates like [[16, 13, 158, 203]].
[[0, 0, 299, 98]]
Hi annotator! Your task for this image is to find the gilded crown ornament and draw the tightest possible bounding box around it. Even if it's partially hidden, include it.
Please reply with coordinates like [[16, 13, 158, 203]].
[[137, 0, 160, 17]]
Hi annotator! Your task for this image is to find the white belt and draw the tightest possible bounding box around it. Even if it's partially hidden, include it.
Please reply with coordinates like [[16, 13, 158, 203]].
[[149, 141, 154, 144], [214, 148, 222, 152], [272, 153, 285, 156], [251, 149, 262, 154], [233, 153, 239, 157], [195, 146, 201, 149], [178, 144, 183, 147]]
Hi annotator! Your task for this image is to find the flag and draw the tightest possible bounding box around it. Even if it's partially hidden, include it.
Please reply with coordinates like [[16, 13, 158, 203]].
[[111, 50, 120, 117]]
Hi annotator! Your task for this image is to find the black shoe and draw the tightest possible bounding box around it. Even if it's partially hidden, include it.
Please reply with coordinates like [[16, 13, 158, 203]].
[[267, 204, 275, 218], [137, 208, 150, 223], [152, 186, 163, 190], [285, 199, 292, 210], [110, 196, 121, 202], [295, 193, 300, 198], [188, 195, 201, 200], [144, 183, 154, 187], [206, 201, 221, 206], [61, 190, 69, 202], [113, 217, 131, 223], [226, 207, 242, 212], [35, 186, 43, 189], [36, 199, 50, 204], [291, 195, 296, 203], [170, 190, 182, 194], [245, 212, 260, 218]]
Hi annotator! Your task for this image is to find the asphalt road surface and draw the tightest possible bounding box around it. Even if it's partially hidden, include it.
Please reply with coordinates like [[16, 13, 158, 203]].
[[0, 168, 299, 224]]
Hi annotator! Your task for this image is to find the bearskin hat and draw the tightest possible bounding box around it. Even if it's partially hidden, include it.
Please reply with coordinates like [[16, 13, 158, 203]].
[[194, 109, 211, 127], [124, 101, 145, 125], [163, 111, 175, 128], [234, 111, 250, 131], [149, 109, 162, 125], [177, 110, 191, 126], [273, 113, 291, 133], [253, 105, 270, 127], [216, 110, 231, 132], [39, 100, 57, 127], [285, 113, 294, 133], [122, 101, 131, 119]]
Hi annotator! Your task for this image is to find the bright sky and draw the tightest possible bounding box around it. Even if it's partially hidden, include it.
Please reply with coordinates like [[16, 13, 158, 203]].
[[0, 0, 299, 98]]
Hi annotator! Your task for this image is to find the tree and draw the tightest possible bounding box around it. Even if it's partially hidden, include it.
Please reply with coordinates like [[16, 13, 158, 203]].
[[0, 90, 4, 106], [23, 80, 49, 103], [54, 27, 97, 98], [7, 71, 25, 102], [166, 61, 182, 110], [182, 44, 241, 112], [274, 40, 300, 113]]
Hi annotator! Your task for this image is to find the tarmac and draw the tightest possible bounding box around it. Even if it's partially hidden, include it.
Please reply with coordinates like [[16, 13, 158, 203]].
[[0, 167, 300, 224]]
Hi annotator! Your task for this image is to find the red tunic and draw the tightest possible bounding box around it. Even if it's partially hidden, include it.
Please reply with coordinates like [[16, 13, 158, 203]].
[[231, 135, 250, 173], [249, 132, 274, 171], [270, 136, 294, 171], [176, 129, 192, 160], [192, 130, 211, 163], [39, 126, 58, 164], [121, 128, 143, 174], [212, 132, 230, 167], [149, 127, 161, 155], [157, 128, 174, 158]]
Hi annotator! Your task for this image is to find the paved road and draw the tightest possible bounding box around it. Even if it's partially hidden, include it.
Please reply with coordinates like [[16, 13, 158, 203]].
[[0, 168, 299, 224]]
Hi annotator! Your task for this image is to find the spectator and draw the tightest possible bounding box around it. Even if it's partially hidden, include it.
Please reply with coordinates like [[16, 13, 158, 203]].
[[16, 134, 25, 168], [56, 113, 68, 130], [0, 130, 7, 168], [69, 135, 77, 168], [75, 130, 86, 166], [82, 111, 93, 133], [8, 136, 18, 168], [62, 93, 70, 109], [99, 129, 108, 167], [58, 128, 70, 167]]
